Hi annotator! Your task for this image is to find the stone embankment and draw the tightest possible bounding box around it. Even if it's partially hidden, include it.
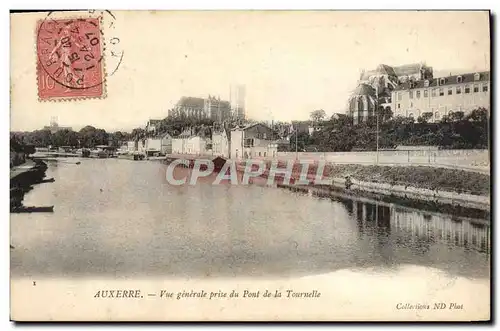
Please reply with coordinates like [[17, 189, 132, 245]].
[[237, 161, 490, 212]]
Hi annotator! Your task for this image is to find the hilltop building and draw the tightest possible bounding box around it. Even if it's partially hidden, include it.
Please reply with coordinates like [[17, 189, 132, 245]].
[[348, 62, 489, 124], [348, 63, 434, 124], [392, 71, 490, 121], [230, 84, 246, 120], [168, 95, 231, 122], [43, 117, 72, 133], [347, 84, 378, 125]]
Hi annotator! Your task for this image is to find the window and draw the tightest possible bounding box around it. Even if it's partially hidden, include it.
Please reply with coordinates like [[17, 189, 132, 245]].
[[465, 84, 470, 94], [263, 133, 267, 139], [483, 83, 488, 92], [432, 88, 437, 97], [424, 80, 429, 87], [448, 88, 453, 96], [439, 88, 444, 96], [435, 112, 440, 120], [474, 73, 480, 81], [244, 138, 254, 147], [424, 89, 428, 97], [474, 84, 479, 93], [397, 92, 402, 101], [416, 91, 421, 98], [457, 76, 463, 83], [410, 102, 413, 107], [456, 86, 461, 94], [439, 78, 445, 85], [264, 152, 266, 157], [409, 113, 414, 118], [397, 103, 401, 109], [259, 152, 261, 157], [409, 91, 413, 99]]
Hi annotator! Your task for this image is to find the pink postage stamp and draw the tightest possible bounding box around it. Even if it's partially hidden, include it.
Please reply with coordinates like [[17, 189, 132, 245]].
[[36, 17, 105, 100]]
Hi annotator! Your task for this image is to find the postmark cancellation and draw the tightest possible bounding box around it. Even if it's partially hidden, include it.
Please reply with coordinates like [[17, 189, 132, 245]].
[[36, 15, 106, 101]]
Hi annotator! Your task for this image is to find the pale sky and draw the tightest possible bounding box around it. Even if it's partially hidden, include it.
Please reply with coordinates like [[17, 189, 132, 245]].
[[10, 10, 490, 132]]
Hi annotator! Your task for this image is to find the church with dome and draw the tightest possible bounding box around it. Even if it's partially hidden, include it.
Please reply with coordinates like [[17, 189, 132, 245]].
[[347, 63, 434, 124]]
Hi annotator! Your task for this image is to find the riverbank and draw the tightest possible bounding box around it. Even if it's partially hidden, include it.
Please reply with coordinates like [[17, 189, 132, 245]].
[[159, 155, 490, 212], [10, 159, 49, 212], [322, 164, 490, 212], [323, 164, 490, 196], [244, 161, 491, 212]]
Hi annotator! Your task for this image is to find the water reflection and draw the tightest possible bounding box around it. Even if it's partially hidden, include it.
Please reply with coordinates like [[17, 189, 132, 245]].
[[10, 160, 491, 280], [305, 188, 491, 256]]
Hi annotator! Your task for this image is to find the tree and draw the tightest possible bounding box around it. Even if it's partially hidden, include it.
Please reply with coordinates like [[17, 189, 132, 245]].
[[130, 128, 146, 141], [417, 112, 433, 124], [449, 111, 465, 122], [379, 106, 393, 122], [109, 131, 130, 147], [50, 129, 79, 147], [79, 126, 109, 148], [290, 132, 310, 152], [26, 129, 52, 147], [310, 109, 326, 123], [466, 107, 488, 123]]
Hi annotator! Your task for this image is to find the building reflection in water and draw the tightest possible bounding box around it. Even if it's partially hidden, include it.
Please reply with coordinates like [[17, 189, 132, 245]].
[[312, 190, 491, 256]]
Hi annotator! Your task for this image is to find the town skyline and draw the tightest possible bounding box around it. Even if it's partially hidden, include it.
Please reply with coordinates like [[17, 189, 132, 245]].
[[10, 11, 490, 132]]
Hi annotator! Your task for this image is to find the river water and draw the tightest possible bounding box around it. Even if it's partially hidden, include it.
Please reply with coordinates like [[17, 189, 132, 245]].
[[11, 159, 490, 281]]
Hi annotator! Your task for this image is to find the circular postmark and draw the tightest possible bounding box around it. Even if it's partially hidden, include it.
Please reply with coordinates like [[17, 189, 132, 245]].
[[36, 10, 124, 95]]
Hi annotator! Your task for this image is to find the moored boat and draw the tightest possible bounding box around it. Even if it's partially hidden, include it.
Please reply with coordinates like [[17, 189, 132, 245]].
[[117, 152, 145, 161], [90, 150, 108, 158], [11, 205, 54, 213]]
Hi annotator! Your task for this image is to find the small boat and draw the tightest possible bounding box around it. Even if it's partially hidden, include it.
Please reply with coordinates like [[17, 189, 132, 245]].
[[76, 149, 91, 158], [38, 177, 55, 184], [90, 150, 108, 158], [11, 205, 54, 213], [117, 152, 145, 161]]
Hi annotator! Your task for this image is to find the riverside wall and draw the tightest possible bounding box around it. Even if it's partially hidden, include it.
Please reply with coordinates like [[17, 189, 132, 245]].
[[277, 149, 489, 169]]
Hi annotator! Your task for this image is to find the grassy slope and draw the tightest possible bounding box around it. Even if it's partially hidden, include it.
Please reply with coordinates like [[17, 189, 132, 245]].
[[324, 164, 490, 196]]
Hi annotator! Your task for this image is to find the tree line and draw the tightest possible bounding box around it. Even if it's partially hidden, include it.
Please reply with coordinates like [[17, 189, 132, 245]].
[[289, 107, 489, 152], [10, 126, 130, 149], [11, 107, 489, 152], [10, 117, 226, 149]]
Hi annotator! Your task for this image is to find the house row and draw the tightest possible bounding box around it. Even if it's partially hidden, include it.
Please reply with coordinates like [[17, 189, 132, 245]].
[[121, 133, 173, 156], [122, 121, 288, 159], [171, 123, 280, 159]]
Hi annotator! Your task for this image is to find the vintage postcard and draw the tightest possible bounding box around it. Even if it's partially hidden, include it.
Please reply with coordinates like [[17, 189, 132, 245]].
[[10, 10, 491, 321]]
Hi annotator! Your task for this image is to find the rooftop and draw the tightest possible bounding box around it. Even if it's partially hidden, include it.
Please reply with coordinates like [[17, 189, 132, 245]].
[[394, 71, 490, 91], [393, 63, 428, 77], [350, 83, 376, 97], [176, 96, 205, 109], [361, 62, 431, 80]]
